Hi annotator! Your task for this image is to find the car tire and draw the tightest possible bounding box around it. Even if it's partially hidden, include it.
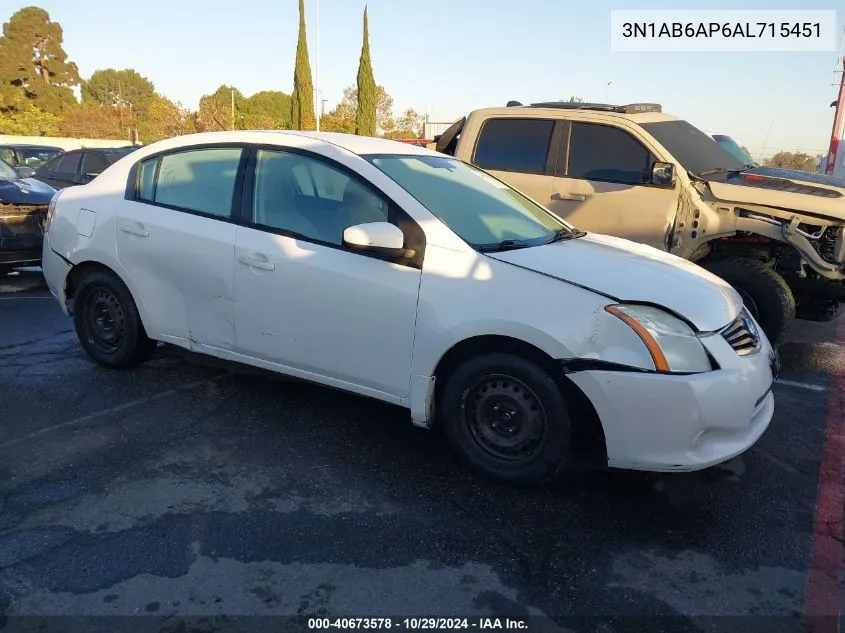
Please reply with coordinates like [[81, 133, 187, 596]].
[[702, 257, 795, 347], [440, 353, 572, 486], [72, 269, 157, 368]]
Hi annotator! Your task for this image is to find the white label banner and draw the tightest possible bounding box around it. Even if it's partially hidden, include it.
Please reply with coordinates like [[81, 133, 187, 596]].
[[610, 10, 838, 52]]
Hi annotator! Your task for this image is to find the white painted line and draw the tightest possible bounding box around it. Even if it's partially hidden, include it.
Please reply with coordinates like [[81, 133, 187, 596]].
[[0, 296, 52, 300], [774, 379, 827, 392], [0, 373, 228, 449]]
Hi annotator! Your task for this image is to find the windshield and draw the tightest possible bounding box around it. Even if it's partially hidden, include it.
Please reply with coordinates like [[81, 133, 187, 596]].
[[640, 120, 748, 176], [711, 135, 756, 166], [17, 147, 62, 167], [0, 158, 20, 182], [366, 154, 573, 249]]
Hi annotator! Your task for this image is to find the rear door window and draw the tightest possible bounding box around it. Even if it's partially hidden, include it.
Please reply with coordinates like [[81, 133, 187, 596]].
[[135, 147, 244, 218]]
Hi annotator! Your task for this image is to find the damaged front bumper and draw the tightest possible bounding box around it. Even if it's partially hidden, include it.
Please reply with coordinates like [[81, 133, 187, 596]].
[[0, 203, 48, 267]]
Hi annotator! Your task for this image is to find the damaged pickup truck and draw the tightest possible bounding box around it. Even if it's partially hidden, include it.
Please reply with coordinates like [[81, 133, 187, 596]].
[[0, 157, 55, 274], [433, 101, 845, 346]]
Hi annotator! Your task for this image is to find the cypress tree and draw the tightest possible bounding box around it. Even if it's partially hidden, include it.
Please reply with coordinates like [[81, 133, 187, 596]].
[[290, 0, 316, 131], [355, 6, 377, 136]]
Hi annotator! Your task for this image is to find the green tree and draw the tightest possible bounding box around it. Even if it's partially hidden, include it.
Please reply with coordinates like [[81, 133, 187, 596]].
[[197, 84, 243, 131], [0, 7, 79, 115], [355, 6, 377, 136], [81, 69, 155, 112], [319, 112, 355, 134], [240, 90, 292, 129], [384, 108, 424, 139], [79, 68, 156, 141], [0, 103, 60, 135], [58, 104, 123, 139], [136, 95, 198, 142], [567, 96, 584, 102], [332, 84, 394, 133], [290, 0, 315, 131], [763, 151, 817, 173]]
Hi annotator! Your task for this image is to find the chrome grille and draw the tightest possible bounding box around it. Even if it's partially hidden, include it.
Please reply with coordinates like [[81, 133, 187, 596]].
[[720, 308, 760, 356]]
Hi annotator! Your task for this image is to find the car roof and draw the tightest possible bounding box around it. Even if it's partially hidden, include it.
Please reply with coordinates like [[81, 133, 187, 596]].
[[133, 130, 440, 158], [471, 105, 679, 124], [1, 143, 63, 150]]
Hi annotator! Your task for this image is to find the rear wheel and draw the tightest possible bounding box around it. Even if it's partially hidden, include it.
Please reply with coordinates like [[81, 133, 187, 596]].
[[72, 270, 157, 368], [702, 257, 795, 347], [440, 353, 572, 486]]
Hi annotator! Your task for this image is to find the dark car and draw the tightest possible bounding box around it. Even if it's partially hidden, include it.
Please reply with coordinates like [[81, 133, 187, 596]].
[[33, 146, 140, 190], [0, 144, 64, 176], [0, 157, 56, 273]]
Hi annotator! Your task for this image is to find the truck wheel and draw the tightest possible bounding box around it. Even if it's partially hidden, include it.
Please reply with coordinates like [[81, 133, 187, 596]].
[[72, 269, 157, 368], [702, 257, 795, 347], [440, 353, 572, 486]]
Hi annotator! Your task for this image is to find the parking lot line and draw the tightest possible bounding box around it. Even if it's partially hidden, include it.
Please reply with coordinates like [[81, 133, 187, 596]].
[[802, 319, 845, 630], [0, 373, 227, 450], [776, 379, 829, 392]]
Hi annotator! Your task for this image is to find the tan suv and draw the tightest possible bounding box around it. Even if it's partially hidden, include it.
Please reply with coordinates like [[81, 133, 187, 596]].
[[432, 101, 845, 346]]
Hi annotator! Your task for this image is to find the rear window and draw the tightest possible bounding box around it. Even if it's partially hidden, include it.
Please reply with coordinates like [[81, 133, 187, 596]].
[[105, 148, 138, 164], [472, 118, 555, 175]]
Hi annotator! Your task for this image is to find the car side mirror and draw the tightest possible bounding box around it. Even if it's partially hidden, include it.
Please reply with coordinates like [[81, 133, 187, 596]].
[[16, 166, 35, 178], [342, 222, 415, 259], [651, 161, 675, 186]]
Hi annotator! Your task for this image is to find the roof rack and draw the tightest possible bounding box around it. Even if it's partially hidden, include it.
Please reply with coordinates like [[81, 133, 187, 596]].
[[507, 101, 662, 114]]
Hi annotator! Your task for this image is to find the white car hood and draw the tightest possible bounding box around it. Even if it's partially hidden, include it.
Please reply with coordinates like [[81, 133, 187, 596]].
[[487, 232, 743, 332]]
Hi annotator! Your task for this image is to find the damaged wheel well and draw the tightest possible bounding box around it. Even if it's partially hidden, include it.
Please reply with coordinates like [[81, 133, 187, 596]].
[[65, 261, 122, 307], [432, 335, 607, 469], [697, 235, 776, 263]]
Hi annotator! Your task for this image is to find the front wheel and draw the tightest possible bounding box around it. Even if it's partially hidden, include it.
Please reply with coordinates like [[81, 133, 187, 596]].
[[702, 257, 795, 347], [72, 269, 157, 368], [440, 353, 572, 486]]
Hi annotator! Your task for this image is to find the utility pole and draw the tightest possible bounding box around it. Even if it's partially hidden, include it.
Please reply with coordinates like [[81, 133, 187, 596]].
[[315, 0, 320, 131], [231, 89, 235, 131]]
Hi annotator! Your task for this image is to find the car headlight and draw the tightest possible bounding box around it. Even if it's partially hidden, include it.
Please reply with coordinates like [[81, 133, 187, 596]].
[[605, 304, 713, 373]]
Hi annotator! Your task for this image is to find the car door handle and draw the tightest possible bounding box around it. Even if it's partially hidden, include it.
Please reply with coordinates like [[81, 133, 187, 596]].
[[237, 254, 275, 271], [552, 192, 588, 202], [120, 223, 149, 237]]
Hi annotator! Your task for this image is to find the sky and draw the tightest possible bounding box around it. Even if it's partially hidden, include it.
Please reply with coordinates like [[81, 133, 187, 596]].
[[3, 0, 844, 160]]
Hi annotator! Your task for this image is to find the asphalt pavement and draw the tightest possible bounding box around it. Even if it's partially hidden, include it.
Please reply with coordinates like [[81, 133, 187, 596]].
[[0, 269, 842, 633]]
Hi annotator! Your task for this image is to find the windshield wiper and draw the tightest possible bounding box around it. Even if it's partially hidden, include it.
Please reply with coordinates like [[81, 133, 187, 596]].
[[477, 239, 533, 253], [544, 227, 585, 244], [697, 166, 750, 178]]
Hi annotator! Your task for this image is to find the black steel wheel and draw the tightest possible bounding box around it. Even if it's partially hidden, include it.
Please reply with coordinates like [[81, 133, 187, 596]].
[[464, 373, 549, 467], [81, 286, 127, 355], [72, 269, 157, 368], [441, 353, 572, 486]]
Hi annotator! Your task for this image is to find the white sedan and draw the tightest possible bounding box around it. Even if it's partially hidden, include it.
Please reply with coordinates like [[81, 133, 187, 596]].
[[41, 131, 777, 486]]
